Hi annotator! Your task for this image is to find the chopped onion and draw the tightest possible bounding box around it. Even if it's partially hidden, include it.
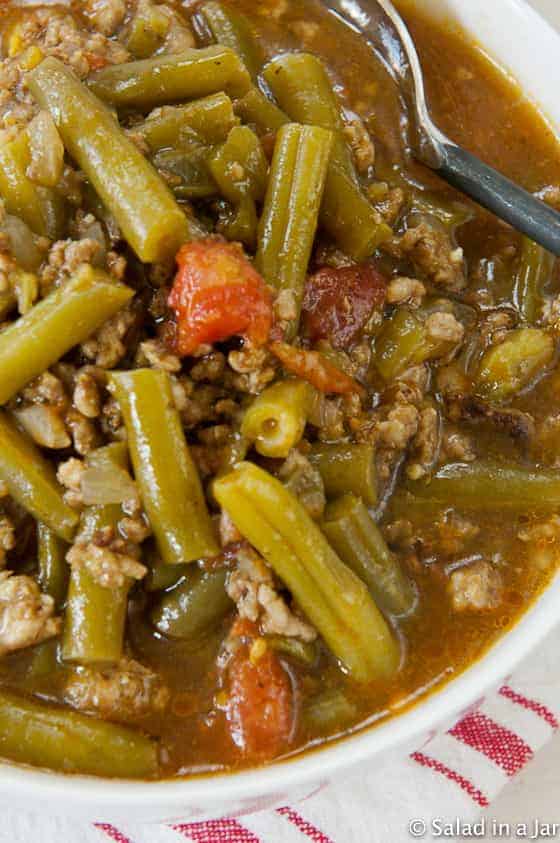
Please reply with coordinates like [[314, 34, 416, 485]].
[[80, 465, 139, 506], [1, 215, 42, 272], [14, 406, 71, 450], [26, 111, 64, 188]]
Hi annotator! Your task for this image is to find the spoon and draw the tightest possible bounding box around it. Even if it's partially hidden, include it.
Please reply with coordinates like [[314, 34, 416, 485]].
[[323, 0, 560, 256]]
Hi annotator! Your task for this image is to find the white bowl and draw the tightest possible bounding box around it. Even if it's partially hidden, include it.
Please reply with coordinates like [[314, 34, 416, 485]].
[[4, 0, 560, 823]]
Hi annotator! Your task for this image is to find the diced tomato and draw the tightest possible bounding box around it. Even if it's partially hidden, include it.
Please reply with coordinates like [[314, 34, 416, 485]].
[[302, 263, 387, 349], [168, 239, 273, 356], [270, 341, 364, 395], [225, 620, 295, 760]]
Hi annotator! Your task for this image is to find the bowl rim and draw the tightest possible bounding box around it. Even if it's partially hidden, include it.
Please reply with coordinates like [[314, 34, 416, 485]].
[[2, 0, 560, 812]]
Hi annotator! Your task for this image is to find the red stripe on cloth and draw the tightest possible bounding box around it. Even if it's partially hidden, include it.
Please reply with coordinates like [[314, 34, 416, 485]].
[[94, 824, 134, 843], [410, 750, 489, 807], [499, 685, 559, 730], [449, 711, 533, 776], [276, 806, 334, 843], [172, 819, 262, 843]]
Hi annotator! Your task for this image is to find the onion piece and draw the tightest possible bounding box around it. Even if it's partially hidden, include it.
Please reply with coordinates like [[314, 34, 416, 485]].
[[26, 110, 65, 188], [1, 215, 42, 272], [14, 405, 71, 449], [80, 464, 139, 506]]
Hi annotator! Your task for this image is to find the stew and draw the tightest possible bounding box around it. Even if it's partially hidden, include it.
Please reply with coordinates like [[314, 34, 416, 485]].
[[0, 0, 558, 779]]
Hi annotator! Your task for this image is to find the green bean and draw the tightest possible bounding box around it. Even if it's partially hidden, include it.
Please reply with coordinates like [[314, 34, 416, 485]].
[[241, 379, 311, 458], [265, 635, 318, 666], [217, 197, 258, 249], [197, 2, 261, 80], [304, 687, 358, 734], [0, 688, 158, 777], [513, 237, 554, 324], [37, 523, 69, 611], [209, 125, 268, 203], [125, 1, 170, 58], [0, 129, 64, 239], [0, 412, 78, 542], [234, 87, 289, 134], [476, 327, 555, 401], [88, 46, 252, 109], [29, 58, 193, 263], [151, 566, 232, 639], [153, 147, 218, 200], [322, 494, 415, 616], [0, 264, 132, 406], [111, 370, 219, 565], [24, 639, 60, 681], [77, 503, 124, 544], [138, 93, 237, 151], [309, 443, 377, 507], [406, 460, 560, 511], [62, 562, 130, 666], [0, 290, 16, 320], [145, 558, 189, 593], [214, 462, 400, 682], [256, 123, 332, 338], [409, 192, 473, 230], [263, 53, 392, 260]]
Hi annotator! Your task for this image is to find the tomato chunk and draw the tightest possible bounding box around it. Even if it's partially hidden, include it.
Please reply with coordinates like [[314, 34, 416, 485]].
[[302, 263, 387, 349], [226, 620, 295, 760], [270, 341, 364, 395], [168, 239, 273, 356]]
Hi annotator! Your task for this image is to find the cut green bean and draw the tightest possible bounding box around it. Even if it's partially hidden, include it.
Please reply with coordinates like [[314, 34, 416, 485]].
[[241, 379, 311, 458], [62, 562, 130, 666], [197, 2, 261, 80], [0, 264, 132, 406], [374, 307, 461, 382], [513, 237, 555, 324], [0, 129, 64, 240], [217, 197, 258, 248], [0, 688, 158, 777], [476, 328, 555, 401], [263, 53, 392, 259], [88, 46, 251, 108], [304, 688, 358, 734], [0, 412, 78, 542], [406, 460, 560, 511], [257, 123, 332, 338], [38, 523, 69, 611], [145, 558, 189, 593], [151, 567, 232, 639], [209, 125, 268, 203], [235, 87, 289, 134], [214, 462, 400, 682], [111, 369, 219, 565], [309, 443, 377, 507], [77, 504, 124, 544], [153, 147, 218, 200], [29, 58, 193, 262], [125, 1, 170, 58], [265, 635, 318, 666], [138, 93, 237, 151], [322, 494, 415, 616]]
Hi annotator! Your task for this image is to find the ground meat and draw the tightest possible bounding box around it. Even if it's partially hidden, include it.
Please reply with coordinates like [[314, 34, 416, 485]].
[[542, 295, 560, 332], [377, 403, 420, 451], [425, 312, 465, 345], [118, 514, 152, 544], [228, 344, 276, 394], [138, 338, 181, 372], [67, 542, 146, 589], [387, 276, 426, 308], [437, 512, 479, 555], [21, 371, 68, 410], [57, 457, 86, 508], [343, 116, 375, 174], [288, 20, 320, 45], [383, 519, 415, 550], [440, 427, 476, 463], [478, 310, 516, 347], [226, 546, 316, 642], [0, 517, 15, 569], [190, 351, 226, 383], [447, 396, 535, 444], [84, 0, 126, 35], [64, 659, 169, 719], [81, 303, 139, 369], [73, 368, 103, 419], [65, 408, 99, 456], [448, 560, 502, 612], [393, 222, 466, 290], [278, 450, 326, 520], [406, 406, 440, 480], [0, 571, 61, 656], [40, 239, 102, 292]]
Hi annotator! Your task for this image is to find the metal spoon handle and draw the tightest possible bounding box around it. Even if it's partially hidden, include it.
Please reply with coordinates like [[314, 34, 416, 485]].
[[437, 142, 560, 255]]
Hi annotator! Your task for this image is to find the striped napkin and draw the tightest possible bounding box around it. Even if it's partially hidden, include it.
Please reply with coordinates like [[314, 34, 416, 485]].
[[2, 623, 558, 843]]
